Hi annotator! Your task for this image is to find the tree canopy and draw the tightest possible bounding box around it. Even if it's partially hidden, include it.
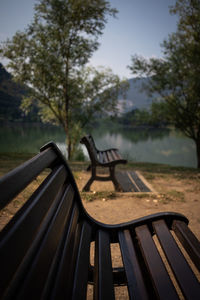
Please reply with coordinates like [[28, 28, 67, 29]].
[[0, 0, 128, 159], [129, 0, 200, 168]]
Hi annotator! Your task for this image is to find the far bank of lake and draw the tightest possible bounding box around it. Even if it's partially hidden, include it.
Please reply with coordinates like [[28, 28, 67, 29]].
[[0, 123, 197, 168]]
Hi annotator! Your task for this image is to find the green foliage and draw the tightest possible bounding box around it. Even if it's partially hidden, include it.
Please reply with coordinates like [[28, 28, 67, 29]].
[[0, 0, 128, 159], [129, 0, 200, 167], [120, 109, 151, 127], [118, 103, 170, 128], [71, 146, 85, 162], [71, 66, 129, 126], [150, 102, 170, 126]]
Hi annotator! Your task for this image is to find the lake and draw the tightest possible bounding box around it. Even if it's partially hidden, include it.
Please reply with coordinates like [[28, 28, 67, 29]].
[[0, 123, 197, 168]]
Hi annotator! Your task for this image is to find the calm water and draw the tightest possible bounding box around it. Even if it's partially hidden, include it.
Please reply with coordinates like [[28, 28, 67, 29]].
[[0, 123, 197, 168]]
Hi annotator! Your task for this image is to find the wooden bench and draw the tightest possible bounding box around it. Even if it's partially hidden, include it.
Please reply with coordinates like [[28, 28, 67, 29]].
[[80, 135, 127, 191], [0, 142, 200, 300]]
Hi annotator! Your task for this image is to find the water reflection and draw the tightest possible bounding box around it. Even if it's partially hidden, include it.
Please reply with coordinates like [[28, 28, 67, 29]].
[[0, 123, 66, 153], [0, 123, 196, 168], [92, 126, 171, 144], [91, 127, 196, 168]]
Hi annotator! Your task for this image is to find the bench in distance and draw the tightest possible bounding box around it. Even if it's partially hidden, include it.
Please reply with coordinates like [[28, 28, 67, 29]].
[[80, 135, 127, 192]]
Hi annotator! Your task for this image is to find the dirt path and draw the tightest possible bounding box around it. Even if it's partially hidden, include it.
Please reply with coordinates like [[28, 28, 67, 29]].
[[77, 170, 200, 239]]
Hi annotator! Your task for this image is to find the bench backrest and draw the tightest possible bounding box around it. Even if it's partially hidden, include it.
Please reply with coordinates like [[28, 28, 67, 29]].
[[80, 135, 99, 164], [0, 142, 93, 299]]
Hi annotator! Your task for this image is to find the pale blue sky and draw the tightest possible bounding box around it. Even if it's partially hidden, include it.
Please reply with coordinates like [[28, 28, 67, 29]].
[[0, 0, 178, 78]]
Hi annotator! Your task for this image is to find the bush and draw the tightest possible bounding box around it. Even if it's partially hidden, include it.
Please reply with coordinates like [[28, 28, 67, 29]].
[[72, 147, 85, 161]]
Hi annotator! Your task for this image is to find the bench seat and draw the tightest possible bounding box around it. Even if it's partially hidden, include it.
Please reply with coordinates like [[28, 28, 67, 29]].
[[80, 135, 127, 191], [0, 142, 199, 300]]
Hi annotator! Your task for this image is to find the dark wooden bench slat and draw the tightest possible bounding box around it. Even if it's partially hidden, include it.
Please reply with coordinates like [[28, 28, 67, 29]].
[[98, 151, 104, 164], [110, 149, 118, 160], [42, 203, 79, 300], [71, 221, 92, 300], [102, 151, 108, 164], [0, 166, 67, 297], [6, 184, 75, 300], [111, 149, 122, 160], [88, 136, 98, 161], [0, 148, 57, 209], [135, 225, 179, 300], [106, 150, 113, 162], [153, 220, 200, 300], [118, 229, 149, 300], [94, 230, 115, 300], [172, 220, 200, 272], [89, 135, 97, 151]]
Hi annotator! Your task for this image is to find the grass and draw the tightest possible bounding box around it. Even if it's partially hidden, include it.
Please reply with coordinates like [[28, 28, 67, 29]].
[[123, 161, 199, 176], [167, 190, 185, 202], [81, 191, 116, 202], [142, 173, 155, 180], [134, 193, 150, 199], [1, 152, 199, 174], [158, 190, 185, 204], [130, 191, 186, 205], [0, 152, 35, 176]]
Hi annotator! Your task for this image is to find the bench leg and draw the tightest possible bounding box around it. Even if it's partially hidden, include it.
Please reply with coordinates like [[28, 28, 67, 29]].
[[110, 166, 123, 192], [86, 164, 91, 172], [82, 166, 96, 191], [83, 165, 123, 192]]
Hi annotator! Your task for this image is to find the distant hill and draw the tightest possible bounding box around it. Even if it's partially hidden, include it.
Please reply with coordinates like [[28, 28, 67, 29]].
[[0, 64, 39, 122], [0, 64, 155, 122], [0, 63, 11, 82], [118, 77, 156, 113]]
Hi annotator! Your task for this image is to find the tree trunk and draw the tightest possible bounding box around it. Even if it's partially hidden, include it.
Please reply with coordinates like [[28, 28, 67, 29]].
[[195, 138, 200, 169], [64, 57, 71, 160], [68, 138, 72, 161], [64, 121, 72, 160], [64, 84, 71, 160]]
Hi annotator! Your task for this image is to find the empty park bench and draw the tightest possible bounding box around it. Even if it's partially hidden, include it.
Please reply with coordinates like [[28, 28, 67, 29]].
[[80, 135, 127, 191], [0, 142, 200, 300]]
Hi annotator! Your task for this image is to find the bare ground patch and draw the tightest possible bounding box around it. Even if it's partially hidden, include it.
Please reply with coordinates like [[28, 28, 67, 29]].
[[76, 169, 200, 239]]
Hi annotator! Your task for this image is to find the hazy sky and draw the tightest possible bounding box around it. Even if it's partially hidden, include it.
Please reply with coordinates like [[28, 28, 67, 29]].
[[0, 0, 178, 78]]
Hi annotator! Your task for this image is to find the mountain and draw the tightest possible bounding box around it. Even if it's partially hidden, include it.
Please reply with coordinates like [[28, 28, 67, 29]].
[[0, 64, 39, 122], [118, 77, 156, 113], [0, 64, 25, 121], [0, 63, 12, 82]]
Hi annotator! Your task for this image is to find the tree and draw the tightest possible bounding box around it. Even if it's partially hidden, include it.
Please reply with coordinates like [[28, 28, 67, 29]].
[[129, 0, 200, 168], [150, 102, 170, 127], [0, 0, 127, 159]]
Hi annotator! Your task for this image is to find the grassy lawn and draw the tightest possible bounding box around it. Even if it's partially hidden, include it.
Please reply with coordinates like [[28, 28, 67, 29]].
[[0, 152, 199, 175]]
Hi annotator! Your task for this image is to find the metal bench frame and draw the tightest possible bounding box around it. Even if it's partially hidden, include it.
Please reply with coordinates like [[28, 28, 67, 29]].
[[80, 135, 127, 191], [0, 142, 200, 299]]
